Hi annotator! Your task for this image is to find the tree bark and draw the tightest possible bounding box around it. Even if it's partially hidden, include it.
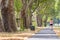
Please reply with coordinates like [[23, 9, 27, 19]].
[[44, 16, 48, 27], [1, 0, 17, 32], [26, 8, 32, 28], [36, 14, 42, 27], [20, 0, 27, 28], [0, 0, 5, 32], [0, 10, 5, 32], [20, 0, 34, 29]]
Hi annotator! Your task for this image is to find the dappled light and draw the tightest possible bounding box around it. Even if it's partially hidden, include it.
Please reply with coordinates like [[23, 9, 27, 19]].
[[0, 0, 60, 40]]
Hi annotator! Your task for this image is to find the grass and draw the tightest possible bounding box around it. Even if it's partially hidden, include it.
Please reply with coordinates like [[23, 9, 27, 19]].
[[53, 27, 60, 37], [0, 27, 43, 40], [0, 27, 43, 37]]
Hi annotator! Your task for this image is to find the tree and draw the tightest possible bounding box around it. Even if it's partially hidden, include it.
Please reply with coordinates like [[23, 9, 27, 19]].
[[1, 0, 17, 32], [0, 10, 5, 32], [20, 0, 34, 29], [0, 0, 5, 32]]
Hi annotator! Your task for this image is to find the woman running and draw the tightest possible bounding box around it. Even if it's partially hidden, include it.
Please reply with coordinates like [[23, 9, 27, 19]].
[[49, 19, 53, 29]]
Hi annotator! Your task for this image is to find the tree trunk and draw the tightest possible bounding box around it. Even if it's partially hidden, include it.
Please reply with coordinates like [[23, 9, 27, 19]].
[[0, 10, 5, 32], [44, 16, 48, 27], [36, 14, 42, 27], [1, 0, 17, 32], [25, 0, 34, 28], [0, 0, 5, 32], [19, 0, 27, 29], [20, 10, 27, 28], [26, 9, 32, 28], [20, 0, 33, 29]]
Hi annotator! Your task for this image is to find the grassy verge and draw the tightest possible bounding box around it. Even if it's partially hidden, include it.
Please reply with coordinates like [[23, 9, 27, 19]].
[[0, 27, 44, 37], [53, 27, 60, 37], [0, 27, 44, 40]]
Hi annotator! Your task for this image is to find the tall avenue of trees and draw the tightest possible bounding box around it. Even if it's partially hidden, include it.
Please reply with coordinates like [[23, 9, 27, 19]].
[[0, 0, 60, 32]]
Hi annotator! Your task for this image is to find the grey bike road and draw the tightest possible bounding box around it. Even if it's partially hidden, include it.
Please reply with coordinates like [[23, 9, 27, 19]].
[[27, 27, 60, 40]]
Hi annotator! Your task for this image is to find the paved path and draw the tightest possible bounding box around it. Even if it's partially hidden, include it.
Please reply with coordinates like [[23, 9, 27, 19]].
[[27, 27, 60, 40]]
